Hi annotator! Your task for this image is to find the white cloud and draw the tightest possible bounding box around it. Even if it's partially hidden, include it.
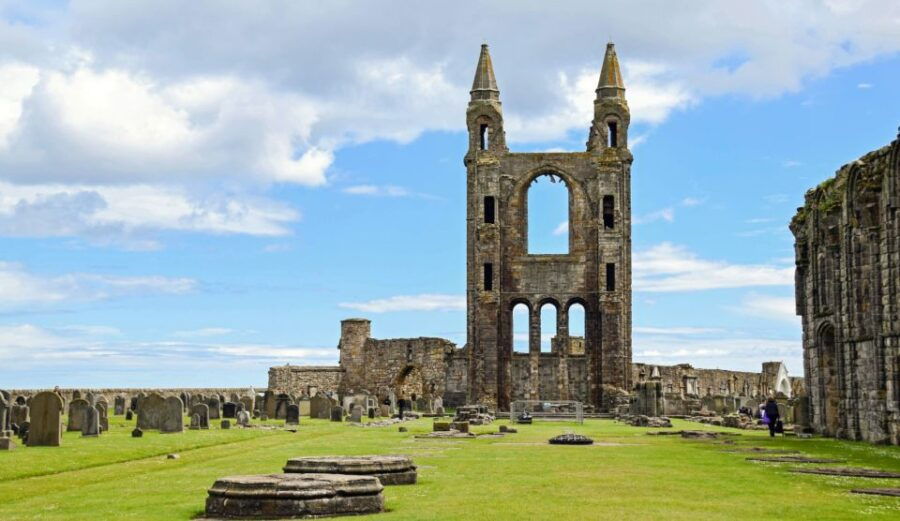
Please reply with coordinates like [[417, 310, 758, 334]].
[[634, 207, 675, 225], [680, 197, 703, 207], [0, 181, 299, 246], [172, 328, 237, 338], [338, 293, 465, 313], [341, 184, 435, 199], [0, 261, 195, 306], [737, 293, 799, 323], [552, 221, 568, 236], [857, 82, 872, 89], [634, 326, 724, 335], [633, 242, 794, 292], [633, 331, 802, 373]]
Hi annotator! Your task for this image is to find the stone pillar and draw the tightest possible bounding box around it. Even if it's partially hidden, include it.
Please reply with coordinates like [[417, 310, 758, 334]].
[[339, 319, 370, 394], [556, 308, 570, 401], [528, 307, 541, 400]]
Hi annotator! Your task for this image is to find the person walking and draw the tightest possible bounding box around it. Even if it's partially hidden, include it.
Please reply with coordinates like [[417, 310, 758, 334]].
[[764, 398, 780, 438]]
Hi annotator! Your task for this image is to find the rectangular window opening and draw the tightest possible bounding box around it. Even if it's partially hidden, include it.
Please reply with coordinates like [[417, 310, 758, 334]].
[[605, 263, 616, 291], [479, 124, 489, 150], [483, 263, 493, 291], [607, 121, 617, 148], [602, 195, 615, 229], [484, 196, 495, 224]]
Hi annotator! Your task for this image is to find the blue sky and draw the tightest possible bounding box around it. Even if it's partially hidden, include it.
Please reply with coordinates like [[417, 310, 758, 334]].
[[0, 1, 898, 388]]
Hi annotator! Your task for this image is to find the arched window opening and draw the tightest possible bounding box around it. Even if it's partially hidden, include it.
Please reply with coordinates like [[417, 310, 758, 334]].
[[479, 124, 489, 150], [819, 324, 839, 434], [540, 303, 557, 353], [603, 195, 615, 229], [567, 303, 585, 355], [607, 121, 617, 148], [512, 303, 529, 354], [484, 196, 495, 224], [527, 174, 570, 254]]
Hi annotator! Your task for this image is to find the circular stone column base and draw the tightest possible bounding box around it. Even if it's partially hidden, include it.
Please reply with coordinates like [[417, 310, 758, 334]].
[[283, 455, 417, 486], [204, 473, 383, 519]]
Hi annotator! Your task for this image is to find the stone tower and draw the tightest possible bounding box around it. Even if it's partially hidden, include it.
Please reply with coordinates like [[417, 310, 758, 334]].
[[465, 43, 633, 411], [338, 318, 371, 394]]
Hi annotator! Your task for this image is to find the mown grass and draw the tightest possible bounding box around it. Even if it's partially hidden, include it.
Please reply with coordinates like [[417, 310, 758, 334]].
[[0, 415, 898, 520]]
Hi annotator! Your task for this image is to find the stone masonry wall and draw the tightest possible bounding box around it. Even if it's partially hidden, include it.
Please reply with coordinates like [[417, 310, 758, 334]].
[[791, 132, 899, 445], [267, 366, 344, 395]]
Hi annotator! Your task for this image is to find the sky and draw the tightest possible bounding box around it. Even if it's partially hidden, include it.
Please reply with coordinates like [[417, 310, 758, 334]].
[[0, 1, 898, 388]]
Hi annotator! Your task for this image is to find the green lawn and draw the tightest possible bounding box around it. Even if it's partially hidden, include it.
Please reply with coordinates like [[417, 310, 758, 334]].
[[1, 415, 898, 520]]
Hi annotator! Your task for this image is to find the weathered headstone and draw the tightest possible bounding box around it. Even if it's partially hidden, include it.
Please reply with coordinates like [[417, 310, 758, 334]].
[[190, 414, 201, 430], [162, 396, 184, 433], [126, 410, 133, 421], [310, 394, 335, 419], [27, 391, 64, 447], [220, 420, 231, 430], [240, 396, 254, 414], [191, 403, 210, 429], [11, 404, 28, 428], [96, 402, 109, 432], [379, 404, 391, 418], [263, 390, 276, 418], [82, 406, 100, 437], [136, 393, 168, 431], [286, 404, 300, 426], [222, 402, 237, 419], [236, 410, 251, 427], [208, 398, 221, 420], [298, 398, 311, 417], [0, 437, 15, 450], [132, 428, 143, 438], [330, 406, 344, 422], [67, 399, 90, 432], [114, 396, 126, 415], [368, 408, 376, 419], [0, 390, 11, 437], [275, 393, 291, 420], [349, 405, 363, 423]]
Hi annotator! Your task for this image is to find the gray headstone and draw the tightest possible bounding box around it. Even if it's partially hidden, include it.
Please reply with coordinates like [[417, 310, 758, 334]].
[[236, 410, 251, 427], [161, 396, 184, 433], [27, 392, 64, 447], [286, 404, 300, 426], [96, 403, 109, 432], [67, 399, 90, 432], [222, 402, 237, 418], [82, 405, 100, 437], [114, 396, 126, 415], [298, 398, 311, 417], [310, 395, 335, 419], [220, 420, 231, 430], [349, 405, 362, 423], [191, 403, 210, 429], [190, 414, 201, 430], [207, 398, 221, 420], [330, 406, 343, 422], [137, 393, 168, 431]]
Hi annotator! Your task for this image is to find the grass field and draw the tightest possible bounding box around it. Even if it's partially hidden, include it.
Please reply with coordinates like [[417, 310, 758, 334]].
[[1, 415, 898, 520]]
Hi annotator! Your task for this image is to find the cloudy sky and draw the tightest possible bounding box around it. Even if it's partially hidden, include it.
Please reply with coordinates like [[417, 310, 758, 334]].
[[1, 1, 898, 387]]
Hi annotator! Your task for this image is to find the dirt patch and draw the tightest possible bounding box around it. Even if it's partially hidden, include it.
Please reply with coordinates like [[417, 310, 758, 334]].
[[792, 467, 900, 479], [850, 488, 900, 497], [746, 456, 845, 464]]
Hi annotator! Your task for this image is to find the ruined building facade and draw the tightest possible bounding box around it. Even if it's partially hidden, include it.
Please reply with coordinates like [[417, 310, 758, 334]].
[[791, 133, 900, 445], [465, 43, 632, 411]]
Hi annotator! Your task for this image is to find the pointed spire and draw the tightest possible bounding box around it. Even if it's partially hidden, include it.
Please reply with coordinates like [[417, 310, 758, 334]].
[[597, 42, 625, 100], [471, 44, 499, 102]]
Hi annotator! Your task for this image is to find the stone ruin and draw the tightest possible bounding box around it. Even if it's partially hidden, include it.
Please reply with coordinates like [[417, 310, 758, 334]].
[[791, 131, 900, 445]]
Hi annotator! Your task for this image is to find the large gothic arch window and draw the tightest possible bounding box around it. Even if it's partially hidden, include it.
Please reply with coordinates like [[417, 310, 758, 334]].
[[818, 323, 839, 435], [527, 173, 571, 254], [512, 303, 529, 354]]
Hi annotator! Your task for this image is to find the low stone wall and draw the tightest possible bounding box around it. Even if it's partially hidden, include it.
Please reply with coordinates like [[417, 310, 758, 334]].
[[7, 387, 259, 404], [267, 366, 344, 395]]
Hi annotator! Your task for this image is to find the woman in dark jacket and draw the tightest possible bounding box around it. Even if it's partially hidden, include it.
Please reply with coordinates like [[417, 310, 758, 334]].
[[764, 398, 780, 437]]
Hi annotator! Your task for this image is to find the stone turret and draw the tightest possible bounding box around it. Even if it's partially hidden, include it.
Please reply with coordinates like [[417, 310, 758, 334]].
[[588, 42, 631, 153], [338, 319, 371, 393]]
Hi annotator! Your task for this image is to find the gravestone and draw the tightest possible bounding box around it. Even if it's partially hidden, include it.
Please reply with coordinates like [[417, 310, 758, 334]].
[[126, 410, 133, 421], [191, 403, 210, 429], [16, 421, 29, 441], [132, 428, 143, 437], [11, 404, 28, 428], [0, 391, 10, 437], [96, 402, 109, 432], [433, 397, 443, 413], [368, 408, 376, 419], [349, 405, 363, 423], [82, 406, 100, 437], [275, 394, 291, 420], [263, 391, 276, 418], [222, 402, 237, 419], [330, 406, 343, 422], [236, 410, 251, 427], [286, 404, 300, 426], [230, 393, 240, 403], [72, 390, 81, 400], [114, 396, 126, 415], [310, 395, 336, 419], [67, 399, 90, 432], [137, 393, 168, 431], [15, 396, 25, 405], [240, 396, 254, 414], [0, 437, 15, 451], [190, 414, 201, 430], [379, 404, 391, 417], [207, 398, 221, 420], [27, 391, 64, 447], [221, 420, 231, 430], [162, 396, 184, 433], [130, 397, 138, 411], [298, 398, 311, 417], [180, 392, 190, 413]]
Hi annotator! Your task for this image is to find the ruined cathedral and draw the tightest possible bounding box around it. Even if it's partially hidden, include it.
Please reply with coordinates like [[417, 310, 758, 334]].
[[268, 44, 800, 414]]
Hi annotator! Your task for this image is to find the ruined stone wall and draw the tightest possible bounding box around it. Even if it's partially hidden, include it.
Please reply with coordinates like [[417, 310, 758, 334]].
[[267, 366, 344, 395], [8, 387, 258, 405], [354, 337, 456, 400], [791, 133, 900, 445]]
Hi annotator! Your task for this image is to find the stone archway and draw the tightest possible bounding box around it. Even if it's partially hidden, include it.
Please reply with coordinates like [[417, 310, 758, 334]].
[[393, 365, 424, 403], [818, 323, 840, 435]]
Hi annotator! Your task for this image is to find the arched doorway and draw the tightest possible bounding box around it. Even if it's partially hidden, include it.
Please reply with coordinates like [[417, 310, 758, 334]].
[[818, 323, 839, 435], [393, 365, 424, 404]]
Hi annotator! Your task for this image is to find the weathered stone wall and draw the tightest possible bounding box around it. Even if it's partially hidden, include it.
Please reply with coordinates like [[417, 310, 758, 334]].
[[465, 43, 632, 411], [8, 388, 257, 406], [791, 132, 900, 445], [267, 366, 344, 395]]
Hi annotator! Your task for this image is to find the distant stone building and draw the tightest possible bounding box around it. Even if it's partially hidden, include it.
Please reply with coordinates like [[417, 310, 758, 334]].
[[465, 43, 632, 411], [791, 132, 900, 445]]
